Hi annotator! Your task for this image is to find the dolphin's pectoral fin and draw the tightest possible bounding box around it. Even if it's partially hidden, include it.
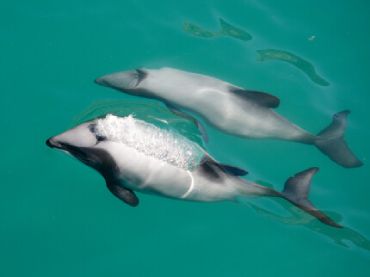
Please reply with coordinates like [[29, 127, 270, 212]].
[[106, 179, 139, 207], [62, 145, 140, 206], [229, 87, 280, 108], [165, 103, 209, 142], [199, 156, 248, 180], [194, 120, 209, 143]]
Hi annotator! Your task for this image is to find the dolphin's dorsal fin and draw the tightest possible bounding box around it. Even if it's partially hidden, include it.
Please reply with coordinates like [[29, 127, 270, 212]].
[[106, 179, 139, 207], [217, 163, 248, 176], [199, 156, 248, 180], [229, 87, 280, 108]]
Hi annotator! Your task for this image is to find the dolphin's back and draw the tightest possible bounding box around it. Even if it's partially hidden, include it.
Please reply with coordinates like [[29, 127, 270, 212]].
[[140, 68, 311, 141]]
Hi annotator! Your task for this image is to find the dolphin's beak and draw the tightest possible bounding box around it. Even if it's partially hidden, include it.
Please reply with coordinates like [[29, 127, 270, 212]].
[[46, 138, 91, 165], [94, 76, 108, 86], [94, 72, 121, 88], [94, 70, 140, 90], [46, 137, 63, 149]]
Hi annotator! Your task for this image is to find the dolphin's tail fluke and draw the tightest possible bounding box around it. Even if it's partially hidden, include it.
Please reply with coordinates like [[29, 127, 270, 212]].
[[239, 168, 341, 227], [280, 167, 341, 228], [314, 110, 362, 168]]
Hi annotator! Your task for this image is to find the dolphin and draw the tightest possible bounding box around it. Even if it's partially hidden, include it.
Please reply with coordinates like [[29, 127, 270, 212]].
[[46, 114, 340, 227], [95, 67, 362, 168]]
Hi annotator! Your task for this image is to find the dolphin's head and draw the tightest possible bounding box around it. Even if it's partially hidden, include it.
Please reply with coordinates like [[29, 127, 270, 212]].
[[46, 121, 109, 169], [46, 121, 101, 150], [95, 69, 147, 93]]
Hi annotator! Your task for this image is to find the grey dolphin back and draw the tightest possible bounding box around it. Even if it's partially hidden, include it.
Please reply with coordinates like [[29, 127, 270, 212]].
[[315, 110, 363, 168], [281, 167, 341, 228]]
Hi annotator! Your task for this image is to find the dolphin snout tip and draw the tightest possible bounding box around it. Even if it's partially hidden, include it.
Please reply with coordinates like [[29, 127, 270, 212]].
[[46, 137, 61, 149], [94, 76, 106, 86], [46, 137, 55, 148]]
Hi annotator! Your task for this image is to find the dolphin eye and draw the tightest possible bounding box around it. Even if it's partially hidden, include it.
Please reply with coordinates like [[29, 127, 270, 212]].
[[88, 124, 107, 142], [96, 134, 106, 142]]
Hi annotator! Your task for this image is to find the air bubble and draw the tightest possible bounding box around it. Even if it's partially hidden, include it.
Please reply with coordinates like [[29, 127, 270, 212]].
[[95, 114, 203, 170]]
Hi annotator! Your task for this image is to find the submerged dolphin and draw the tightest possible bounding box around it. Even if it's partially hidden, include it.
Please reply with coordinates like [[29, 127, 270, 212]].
[[46, 114, 340, 227], [95, 67, 362, 168]]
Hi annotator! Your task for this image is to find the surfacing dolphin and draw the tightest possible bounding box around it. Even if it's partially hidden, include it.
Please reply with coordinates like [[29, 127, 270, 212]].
[[46, 114, 340, 227], [95, 67, 362, 168]]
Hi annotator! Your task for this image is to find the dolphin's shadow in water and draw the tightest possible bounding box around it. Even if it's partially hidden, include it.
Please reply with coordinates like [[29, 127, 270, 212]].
[[183, 18, 252, 41], [183, 21, 216, 38], [182, 19, 329, 87], [248, 181, 370, 252], [218, 18, 252, 41], [257, 49, 330, 86]]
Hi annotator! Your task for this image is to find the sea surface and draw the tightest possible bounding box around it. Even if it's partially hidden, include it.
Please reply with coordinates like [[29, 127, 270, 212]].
[[1, 1, 370, 276]]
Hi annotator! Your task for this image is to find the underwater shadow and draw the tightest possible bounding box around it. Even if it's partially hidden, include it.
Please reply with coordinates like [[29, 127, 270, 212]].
[[183, 18, 252, 41], [249, 198, 370, 252], [257, 49, 330, 86], [182, 18, 329, 88]]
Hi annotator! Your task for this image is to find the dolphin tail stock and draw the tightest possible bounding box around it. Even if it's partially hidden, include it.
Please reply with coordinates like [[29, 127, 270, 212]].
[[314, 110, 363, 168], [239, 167, 341, 228]]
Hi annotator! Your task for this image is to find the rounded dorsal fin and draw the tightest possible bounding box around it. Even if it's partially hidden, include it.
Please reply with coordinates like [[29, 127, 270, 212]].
[[199, 156, 248, 180], [229, 86, 280, 108]]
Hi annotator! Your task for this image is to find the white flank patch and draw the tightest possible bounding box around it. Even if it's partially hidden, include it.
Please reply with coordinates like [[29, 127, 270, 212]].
[[95, 114, 202, 169]]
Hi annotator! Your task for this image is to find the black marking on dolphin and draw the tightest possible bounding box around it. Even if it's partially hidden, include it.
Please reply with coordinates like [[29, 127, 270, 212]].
[[46, 139, 139, 206], [136, 68, 148, 83], [88, 123, 107, 142], [229, 87, 280, 108], [199, 156, 248, 180]]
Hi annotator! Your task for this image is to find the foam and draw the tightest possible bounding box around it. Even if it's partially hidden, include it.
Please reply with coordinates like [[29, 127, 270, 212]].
[[95, 114, 203, 170]]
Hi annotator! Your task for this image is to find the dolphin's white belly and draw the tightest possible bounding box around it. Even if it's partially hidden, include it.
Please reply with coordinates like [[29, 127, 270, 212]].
[[141, 68, 308, 140]]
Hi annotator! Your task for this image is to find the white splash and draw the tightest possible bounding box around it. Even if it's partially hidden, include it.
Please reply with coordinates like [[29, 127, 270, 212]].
[[95, 114, 203, 169]]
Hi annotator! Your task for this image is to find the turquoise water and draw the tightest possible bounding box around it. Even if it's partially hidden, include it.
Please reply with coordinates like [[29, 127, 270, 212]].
[[1, 0, 370, 276]]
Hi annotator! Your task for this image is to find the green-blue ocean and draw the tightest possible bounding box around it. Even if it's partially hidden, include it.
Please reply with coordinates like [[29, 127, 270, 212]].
[[1, 1, 369, 276]]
